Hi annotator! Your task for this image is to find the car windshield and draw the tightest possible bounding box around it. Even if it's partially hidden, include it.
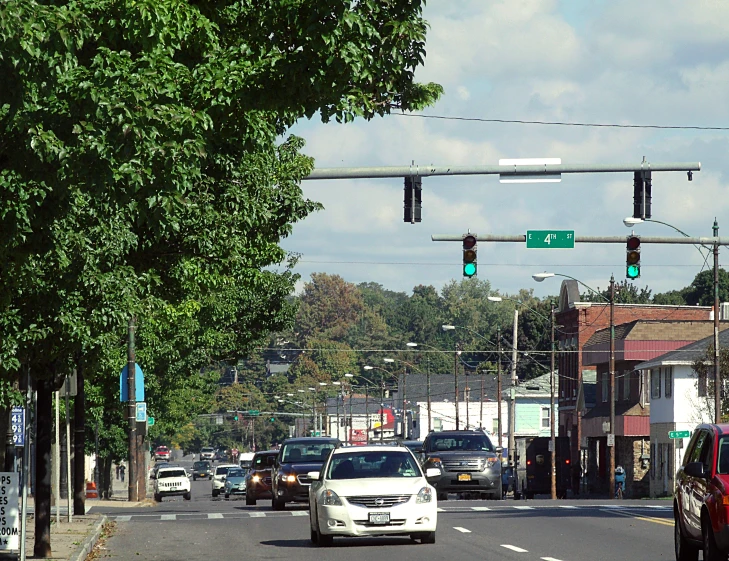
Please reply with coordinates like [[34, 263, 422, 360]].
[[158, 469, 186, 478], [201, 448, 213, 453], [327, 451, 421, 479], [402, 442, 422, 451], [281, 443, 336, 464], [193, 462, 209, 469], [718, 436, 729, 474], [428, 434, 494, 452], [156, 447, 168, 452], [227, 469, 245, 478], [215, 466, 231, 476], [253, 454, 275, 468]]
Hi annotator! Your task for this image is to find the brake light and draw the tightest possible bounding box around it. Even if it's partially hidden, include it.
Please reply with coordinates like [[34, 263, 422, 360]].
[[565, 459, 570, 464], [527, 460, 532, 466], [722, 496, 729, 506]]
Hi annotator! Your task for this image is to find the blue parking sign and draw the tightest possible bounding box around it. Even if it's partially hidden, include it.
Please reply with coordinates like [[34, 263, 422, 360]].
[[11, 407, 24, 447]]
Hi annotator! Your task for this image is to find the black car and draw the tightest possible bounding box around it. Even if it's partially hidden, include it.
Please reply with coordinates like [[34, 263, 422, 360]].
[[420, 430, 503, 500], [271, 437, 340, 510], [192, 460, 212, 480]]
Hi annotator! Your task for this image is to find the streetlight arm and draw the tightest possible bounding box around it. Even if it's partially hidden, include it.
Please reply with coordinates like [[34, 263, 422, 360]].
[[542, 273, 609, 303]]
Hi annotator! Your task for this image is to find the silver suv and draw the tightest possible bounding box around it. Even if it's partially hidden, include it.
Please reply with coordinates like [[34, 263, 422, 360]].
[[420, 430, 503, 500], [200, 447, 215, 461]]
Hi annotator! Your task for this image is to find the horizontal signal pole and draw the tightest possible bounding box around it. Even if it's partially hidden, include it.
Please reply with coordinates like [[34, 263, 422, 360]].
[[305, 161, 701, 180], [431, 234, 729, 245]]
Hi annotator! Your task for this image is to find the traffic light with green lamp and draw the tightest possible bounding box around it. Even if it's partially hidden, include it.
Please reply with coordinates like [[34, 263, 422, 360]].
[[269, 416, 276, 422], [462, 234, 477, 277], [233, 414, 239, 421], [626, 235, 641, 279]]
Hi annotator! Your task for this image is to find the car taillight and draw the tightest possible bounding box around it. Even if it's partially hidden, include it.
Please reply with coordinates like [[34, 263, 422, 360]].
[[527, 460, 532, 466], [565, 459, 570, 464], [722, 496, 729, 506]]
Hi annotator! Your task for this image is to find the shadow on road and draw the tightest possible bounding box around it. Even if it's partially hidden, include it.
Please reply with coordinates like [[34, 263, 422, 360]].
[[261, 537, 419, 548]]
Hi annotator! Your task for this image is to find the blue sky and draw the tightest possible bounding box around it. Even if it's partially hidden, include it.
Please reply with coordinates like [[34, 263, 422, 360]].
[[282, 0, 729, 298]]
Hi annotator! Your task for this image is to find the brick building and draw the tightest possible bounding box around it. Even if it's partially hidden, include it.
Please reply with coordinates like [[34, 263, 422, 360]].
[[554, 279, 713, 495]]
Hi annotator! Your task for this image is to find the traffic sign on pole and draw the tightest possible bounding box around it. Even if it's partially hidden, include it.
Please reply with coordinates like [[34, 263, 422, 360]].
[[526, 230, 575, 249], [248, 410, 260, 416], [147, 417, 155, 427], [669, 430, 691, 439], [136, 402, 147, 423]]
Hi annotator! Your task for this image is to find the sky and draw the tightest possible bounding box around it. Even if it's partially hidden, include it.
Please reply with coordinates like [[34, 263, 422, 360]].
[[281, 0, 729, 299]]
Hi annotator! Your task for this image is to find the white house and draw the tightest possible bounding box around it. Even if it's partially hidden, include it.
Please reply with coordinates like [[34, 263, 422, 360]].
[[636, 328, 729, 497], [412, 400, 508, 449]]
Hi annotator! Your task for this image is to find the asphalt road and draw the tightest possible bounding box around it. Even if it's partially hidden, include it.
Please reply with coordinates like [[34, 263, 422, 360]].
[[92, 458, 675, 561]]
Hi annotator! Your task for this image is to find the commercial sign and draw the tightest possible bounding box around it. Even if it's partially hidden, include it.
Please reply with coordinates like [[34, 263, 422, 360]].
[[0, 473, 19, 550], [10, 408, 23, 447]]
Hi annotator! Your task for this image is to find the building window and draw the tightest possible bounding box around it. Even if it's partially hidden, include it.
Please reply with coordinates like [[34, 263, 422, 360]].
[[433, 418, 443, 431], [541, 407, 550, 429], [698, 369, 707, 397], [651, 368, 661, 399], [601, 373, 608, 403], [664, 367, 673, 398], [492, 418, 498, 436], [623, 371, 631, 401]]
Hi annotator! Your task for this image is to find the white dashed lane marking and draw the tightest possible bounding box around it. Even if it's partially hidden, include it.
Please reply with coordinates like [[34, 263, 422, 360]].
[[501, 544, 529, 553], [290, 511, 308, 516], [558, 505, 578, 509], [541, 557, 564, 561], [160, 514, 176, 521], [471, 506, 491, 511], [513, 506, 534, 510], [249, 512, 266, 518], [453, 527, 471, 533], [207, 513, 223, 519]]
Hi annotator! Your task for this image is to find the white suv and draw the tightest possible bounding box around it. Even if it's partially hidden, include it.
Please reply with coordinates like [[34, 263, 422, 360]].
[[154, 467, 191, 502], [200, 447, 215, 461], [212, 464, 238, 498]]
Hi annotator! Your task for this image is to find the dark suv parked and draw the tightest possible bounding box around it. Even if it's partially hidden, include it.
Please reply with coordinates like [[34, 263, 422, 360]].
[[420, 430, 502, 500], [271, 437, 340, 510], [674, 423, 729, 561]]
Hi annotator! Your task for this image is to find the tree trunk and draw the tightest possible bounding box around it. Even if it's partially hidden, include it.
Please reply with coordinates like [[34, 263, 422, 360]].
[[34, 378, 52, 558], [1, 406, 9, 471], [100, 456, 113, 499], [73, 358, 85, 515]]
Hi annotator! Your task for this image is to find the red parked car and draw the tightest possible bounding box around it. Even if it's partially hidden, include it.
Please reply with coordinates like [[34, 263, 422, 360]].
[[674, 423, 729, 561], [154, 446, 171, 462]]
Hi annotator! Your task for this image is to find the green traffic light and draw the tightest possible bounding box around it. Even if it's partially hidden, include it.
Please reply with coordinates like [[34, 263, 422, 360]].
[[233, 415, 238, 421], [463, 263, 477, 277], [627, 264, 640, 279], [269, 417, 275, 422]]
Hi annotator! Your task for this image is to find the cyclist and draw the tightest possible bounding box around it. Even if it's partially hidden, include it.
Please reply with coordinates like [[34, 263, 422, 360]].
[[615, 465, 626, 498]]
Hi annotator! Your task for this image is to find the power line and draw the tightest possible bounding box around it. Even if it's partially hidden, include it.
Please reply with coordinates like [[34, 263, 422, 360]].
[[396, 112, 729, 131]]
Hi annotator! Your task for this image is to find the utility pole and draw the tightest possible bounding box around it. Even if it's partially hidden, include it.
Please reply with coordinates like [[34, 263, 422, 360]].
[[550, 302, 557, 500], [348, 390, 353, 445], [609, 276, 616, 499], [480, 370, 484, 430], [508, 309, 519, 466], [465, 374, 470, 429], [380, 380, 385, 444], [402, 369, 408, 438], [497, 327, 502, 450], [365, 386, 370, 444], [714, 219, 721, 423], [427, 356, 432, 433], [336, 394, 341, 440], [454, 342, 460, 430], [127, 317, 137, 502]]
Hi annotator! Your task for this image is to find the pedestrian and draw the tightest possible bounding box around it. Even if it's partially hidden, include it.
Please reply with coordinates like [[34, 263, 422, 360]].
[[120, 463, 126, 482], [116, 464, 121, 480], [501, 462, 514, 499]]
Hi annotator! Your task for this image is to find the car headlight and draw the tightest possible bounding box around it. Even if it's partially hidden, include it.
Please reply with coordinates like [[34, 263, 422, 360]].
[[285, 474, 297, 483], [322, 490, 342, 506], [252, 475, 260, 483], [485, 457, 499, 468], [416, 486, 433, 504]]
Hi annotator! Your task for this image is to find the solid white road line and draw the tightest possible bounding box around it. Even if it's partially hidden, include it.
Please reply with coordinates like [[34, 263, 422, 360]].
[[208, 513, 224, 519], [501, 543, 529, 553], [501, 545, 529, 553], [471, 506, 491, 511], [116, 516, 131, 522], [160, 514, 176, 521], [249, 512, 266, 517], [290, 511, 308, 516], [453, 527, 472, 533]]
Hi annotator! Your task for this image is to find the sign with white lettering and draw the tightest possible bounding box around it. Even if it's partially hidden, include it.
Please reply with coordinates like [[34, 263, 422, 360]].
[[10, 408, 23, 447], [0, 473, 20, 550]]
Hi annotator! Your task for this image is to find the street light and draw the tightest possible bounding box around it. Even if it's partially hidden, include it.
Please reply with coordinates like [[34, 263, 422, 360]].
[[534, 271, 616, 499], [442, 325, 461, 429]]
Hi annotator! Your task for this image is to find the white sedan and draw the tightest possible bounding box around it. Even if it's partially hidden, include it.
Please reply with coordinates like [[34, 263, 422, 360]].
[[308, 445, 440, 546]]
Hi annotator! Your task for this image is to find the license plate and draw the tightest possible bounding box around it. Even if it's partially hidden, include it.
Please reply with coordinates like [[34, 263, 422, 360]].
[[458, 473, 471, 482], [369, 512, 390, 525]]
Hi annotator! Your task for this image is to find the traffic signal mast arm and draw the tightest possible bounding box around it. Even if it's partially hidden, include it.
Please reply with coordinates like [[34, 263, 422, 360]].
[[431, 234, 729, 245]]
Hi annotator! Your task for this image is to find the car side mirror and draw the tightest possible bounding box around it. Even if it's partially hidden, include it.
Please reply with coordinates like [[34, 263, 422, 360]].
[[307, 471, 321, 481], [425, 468, 441, 478], [685, 461, 708, 479], [417, 448, 425, 454]]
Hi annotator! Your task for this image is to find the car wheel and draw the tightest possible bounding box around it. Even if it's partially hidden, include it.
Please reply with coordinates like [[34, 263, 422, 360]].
[[184, 492, 191, 501], [675, 511, 699, 561], [154, 493, 161, 502], [225, 493, 230, 499], [421, 532, 436, 544], [702, 514, 725, 561], [212, 489, 219, 498], [489, 491, 501, 501], [317, 526, 333, 547], [246, 495, 256, 506], [193, 476, 197, 481], [437, 492, 448, 501], [272, 497, 285, 511]]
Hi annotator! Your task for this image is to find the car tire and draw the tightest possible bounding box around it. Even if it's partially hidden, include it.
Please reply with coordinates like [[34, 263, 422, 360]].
[[437, 492, 448, 501], [225, 493, 230, 499], [212, 489, 219, 498], [272, 497, 285, 511], [184, 492, 191, 501], [193, 476, 197, 481], [154, 493, 161, 502], [675, 511, 699, 561], [702, 514, 724, 561], [246, 495, 256, 506], [317, 527, 333, 547], [420, 532, 436, 544], [488, 491, 501, 501]]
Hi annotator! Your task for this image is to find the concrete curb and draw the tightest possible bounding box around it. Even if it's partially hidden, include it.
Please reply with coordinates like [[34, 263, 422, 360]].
[[68, 515, 108, 561]]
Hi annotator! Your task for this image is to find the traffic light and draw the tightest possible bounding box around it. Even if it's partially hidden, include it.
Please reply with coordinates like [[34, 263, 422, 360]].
[[233, 414, 239, 421], [462, 234, 477, 278], [626, 235, 641, 279], [403, 176, 422, 223], [269, 416, 276, 423], [632, 171, 652, 219]]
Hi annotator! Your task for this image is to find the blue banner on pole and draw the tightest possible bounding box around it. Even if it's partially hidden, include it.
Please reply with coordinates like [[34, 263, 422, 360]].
[[119, 364, 145, 402], [11, 407, 24, 446]]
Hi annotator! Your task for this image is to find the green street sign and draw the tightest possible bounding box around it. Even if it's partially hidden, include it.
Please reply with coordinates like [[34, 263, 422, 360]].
[[669, 430, 691, 439], [248, 410, 260, 416], [147, 416, 155, 427], [526, 230, 575, 249]]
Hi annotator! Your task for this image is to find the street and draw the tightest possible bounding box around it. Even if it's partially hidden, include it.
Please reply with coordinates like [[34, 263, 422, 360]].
[[91, 459, 674, 561]]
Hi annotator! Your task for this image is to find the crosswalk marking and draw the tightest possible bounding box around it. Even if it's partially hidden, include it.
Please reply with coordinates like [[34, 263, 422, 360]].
[[453, 526, 471, 533], [208, 513, 223, 519], [558, 505, 578, 509], [437, 507, 446, 512], [290, 511, 308, 516], [471, 507, 491, 511], [501, 544, 528, 553], [115, 516, 131, 522], [513, 506, 534, 510], [160, 514, 176, 521], [249, 512, 266, 518]]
